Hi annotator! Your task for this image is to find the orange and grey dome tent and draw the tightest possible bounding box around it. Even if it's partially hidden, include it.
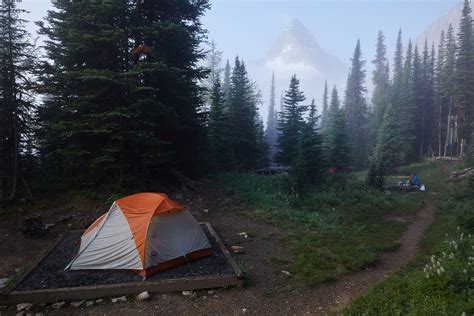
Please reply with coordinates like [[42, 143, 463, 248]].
[[65, 193, 212, 277]]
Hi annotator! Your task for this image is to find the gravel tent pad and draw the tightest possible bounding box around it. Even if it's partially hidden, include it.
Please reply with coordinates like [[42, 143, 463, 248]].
[[2, 223, 242, 304]]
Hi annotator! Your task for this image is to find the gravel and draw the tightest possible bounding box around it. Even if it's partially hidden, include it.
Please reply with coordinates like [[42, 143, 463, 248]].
[[16, 226, 233, 291]]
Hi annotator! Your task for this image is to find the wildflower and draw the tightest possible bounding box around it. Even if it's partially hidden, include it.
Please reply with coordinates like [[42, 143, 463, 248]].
[[436, 269, 441, 275], [463, 269, 467, 274], [440, 267, 445, 273]]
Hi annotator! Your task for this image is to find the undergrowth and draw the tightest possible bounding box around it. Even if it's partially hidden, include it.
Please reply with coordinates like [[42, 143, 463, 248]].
[[343, 170, 474, 315], [216, 165, 427, 284]]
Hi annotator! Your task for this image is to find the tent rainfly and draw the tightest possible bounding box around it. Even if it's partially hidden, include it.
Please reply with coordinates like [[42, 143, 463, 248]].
[[65, 192, 212, 277]]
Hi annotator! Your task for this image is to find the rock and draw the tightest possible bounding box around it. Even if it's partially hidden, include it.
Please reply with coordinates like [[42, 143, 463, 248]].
[[111, 296, 127, 303], [238, 232, 249, 239], [182, 290, 193, 296], [17, 303, 33, 312], [203, 209, 209, 213], [86, 301, 94, 307], [136, 291, 150, 302], [51, 301, 65, 310], [70, 300, 84, 308], [94, 299, 104, 304], [35, 313, 44, 316], [16, 312, 25, 316], [242, 308, 248, 313], [0, 278, 8, 289], [231, 245, 245, 254], [207, 290, 215, 295], [281, 270, 291, 276]]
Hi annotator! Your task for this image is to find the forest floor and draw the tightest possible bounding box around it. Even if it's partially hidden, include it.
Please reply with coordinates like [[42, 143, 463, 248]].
[[0, 163, 451, 315]]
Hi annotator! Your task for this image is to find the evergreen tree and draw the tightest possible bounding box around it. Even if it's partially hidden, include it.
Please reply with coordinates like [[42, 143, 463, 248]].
[[222, 59, 231, 108], [324, 87, 351, 172], [392, 29, 404, 105], [454, 0, 474, 154], [291, 100, 323, 196], [344, 39, 368, 169], [265, 71, 278, 163], [276, 75, 307, 165], [398, 39, 416, 162], [367, 104, 402, 189], [208, 76, 231, 171], [227, 57, 264, 170], [371, 31, 391, 135], [202, 40, 223, 111], [320, 79, 329, 134], [0, 0, 34, 199], [443, 24, 457, 156], [36, 0, 210, 185], [435, 30, 447, 157]]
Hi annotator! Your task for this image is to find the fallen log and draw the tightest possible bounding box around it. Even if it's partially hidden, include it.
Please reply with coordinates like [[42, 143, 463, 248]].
[[448, 166, 474, 182]]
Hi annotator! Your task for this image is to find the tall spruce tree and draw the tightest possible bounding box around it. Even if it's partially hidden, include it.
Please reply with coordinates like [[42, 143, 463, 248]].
[[392, 29, 404, 107], [222, 59, 231, 109], [0, 0, 34, 199], [398, 39, 416, 162], [344, 39, 368, 169], [276, 75, 307, 165], [371, 31, 391, 136], [208, 76, 231, 171], [435, 30, 447, 157], [367, 104, 401, 189], [443, 24, 457, 156], [454, 0, 474, 155], [36, 0, 210, 185], [320, 79, 329, 134], [265, 71, 278, 163], [324, 87, 351, 172], [227, 57, 263, 170], [291, 98, 324, 195]]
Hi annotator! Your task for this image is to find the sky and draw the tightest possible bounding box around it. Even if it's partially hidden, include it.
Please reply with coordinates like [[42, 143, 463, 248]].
[[18, 0, 461, 117], [19, 0, 458, 62], [203, 0, 458, 64]]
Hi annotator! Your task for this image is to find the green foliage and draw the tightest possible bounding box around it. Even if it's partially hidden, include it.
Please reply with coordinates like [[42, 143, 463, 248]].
[[323, 87, 352, 173], [227, 57, 267, 170], [36, 0, 210, 187], [290, 100, 324, 196], [216, 171, 422, 284], [344, 166, 474, 315], [367, 104, 404, 188], [344, 40, 369, 170], [276, 75, 307, 165], [0, 0, 35, 200]]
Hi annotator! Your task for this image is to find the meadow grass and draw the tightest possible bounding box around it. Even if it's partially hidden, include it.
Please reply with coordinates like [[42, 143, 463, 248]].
[[215, 165, 431, 284], [343, 163, 474, 315]]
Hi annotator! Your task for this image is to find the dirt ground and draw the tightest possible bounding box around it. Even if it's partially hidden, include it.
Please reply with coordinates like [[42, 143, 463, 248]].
[[0, 185, 435, 315]]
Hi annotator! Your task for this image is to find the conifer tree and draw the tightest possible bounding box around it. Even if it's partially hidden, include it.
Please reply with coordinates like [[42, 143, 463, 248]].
[[392, 29, 404, 105], [324, 87, 351, 172], [398, 39, 416, 162], [454, 0, 474, 154], [291, 99, 323, 196], [367, 104, 402, 189], [227, 57, 263, 170], [320, 80, 329, 134], [344, 39, 368, 169], [443, 24, 457, 156], [371, 30, 391, 135], [222, 59, 231, 108], [276, 75, 307, 165], [208, 76, 231, 171], [265, 71, 278, 162], [0, 0, 34, 199], [435, 30, 447, 156]]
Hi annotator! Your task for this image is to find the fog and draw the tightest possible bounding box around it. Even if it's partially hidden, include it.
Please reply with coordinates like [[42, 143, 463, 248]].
[[19, 0, 461, 118]]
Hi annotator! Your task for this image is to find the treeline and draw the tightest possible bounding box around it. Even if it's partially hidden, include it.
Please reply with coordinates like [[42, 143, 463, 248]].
[[2, 0, 474, 200]]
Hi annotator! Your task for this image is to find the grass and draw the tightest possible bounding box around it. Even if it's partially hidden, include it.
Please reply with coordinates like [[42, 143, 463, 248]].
[[342, 165, 474, 315], [215, 164, 435, 284]]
